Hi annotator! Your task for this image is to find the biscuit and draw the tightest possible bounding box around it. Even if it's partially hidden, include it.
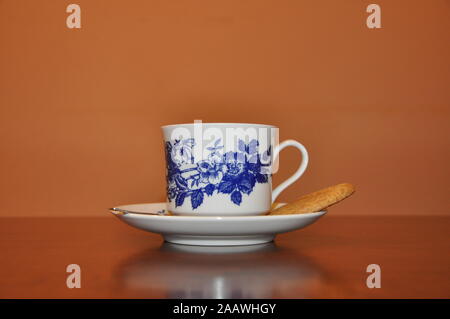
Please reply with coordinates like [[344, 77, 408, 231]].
[[269, 183, 355, 215]]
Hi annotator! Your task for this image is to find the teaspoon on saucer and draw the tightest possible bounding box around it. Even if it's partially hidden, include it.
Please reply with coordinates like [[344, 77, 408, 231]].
[[109, 207, 168, 216]]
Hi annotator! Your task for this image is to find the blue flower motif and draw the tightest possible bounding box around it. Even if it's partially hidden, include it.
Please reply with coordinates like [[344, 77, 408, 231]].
[[165, 138, 271, 210], [171, 138, 195, 165], [197, 160, 227, 185]]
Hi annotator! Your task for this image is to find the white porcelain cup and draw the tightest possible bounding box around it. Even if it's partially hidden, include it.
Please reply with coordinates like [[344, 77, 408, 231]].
[[162, 122, 308, 216]]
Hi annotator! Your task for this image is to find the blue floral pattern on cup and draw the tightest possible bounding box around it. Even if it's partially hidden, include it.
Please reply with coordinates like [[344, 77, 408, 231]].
[[165, 138, 272, 209]]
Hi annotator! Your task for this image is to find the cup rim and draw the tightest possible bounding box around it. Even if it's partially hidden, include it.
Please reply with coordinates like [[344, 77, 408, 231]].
[[161, 122, 277, 129]]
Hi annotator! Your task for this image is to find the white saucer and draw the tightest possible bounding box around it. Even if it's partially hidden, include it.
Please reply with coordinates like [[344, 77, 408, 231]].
[[111, 203, 326, 246]]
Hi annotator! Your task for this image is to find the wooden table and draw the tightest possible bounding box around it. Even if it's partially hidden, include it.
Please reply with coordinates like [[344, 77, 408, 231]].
[[0, 216, 449, 298]]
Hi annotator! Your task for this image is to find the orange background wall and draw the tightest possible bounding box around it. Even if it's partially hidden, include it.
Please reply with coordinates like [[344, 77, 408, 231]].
[[1, 0, 449, 216]]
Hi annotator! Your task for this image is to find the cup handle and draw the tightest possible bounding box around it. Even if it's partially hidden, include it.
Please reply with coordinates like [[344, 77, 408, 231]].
[[271, 139, 309, 203]]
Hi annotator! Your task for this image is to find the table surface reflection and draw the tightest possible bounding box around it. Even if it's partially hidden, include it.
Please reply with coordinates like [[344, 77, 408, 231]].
[[0, 216, 449, 298]]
